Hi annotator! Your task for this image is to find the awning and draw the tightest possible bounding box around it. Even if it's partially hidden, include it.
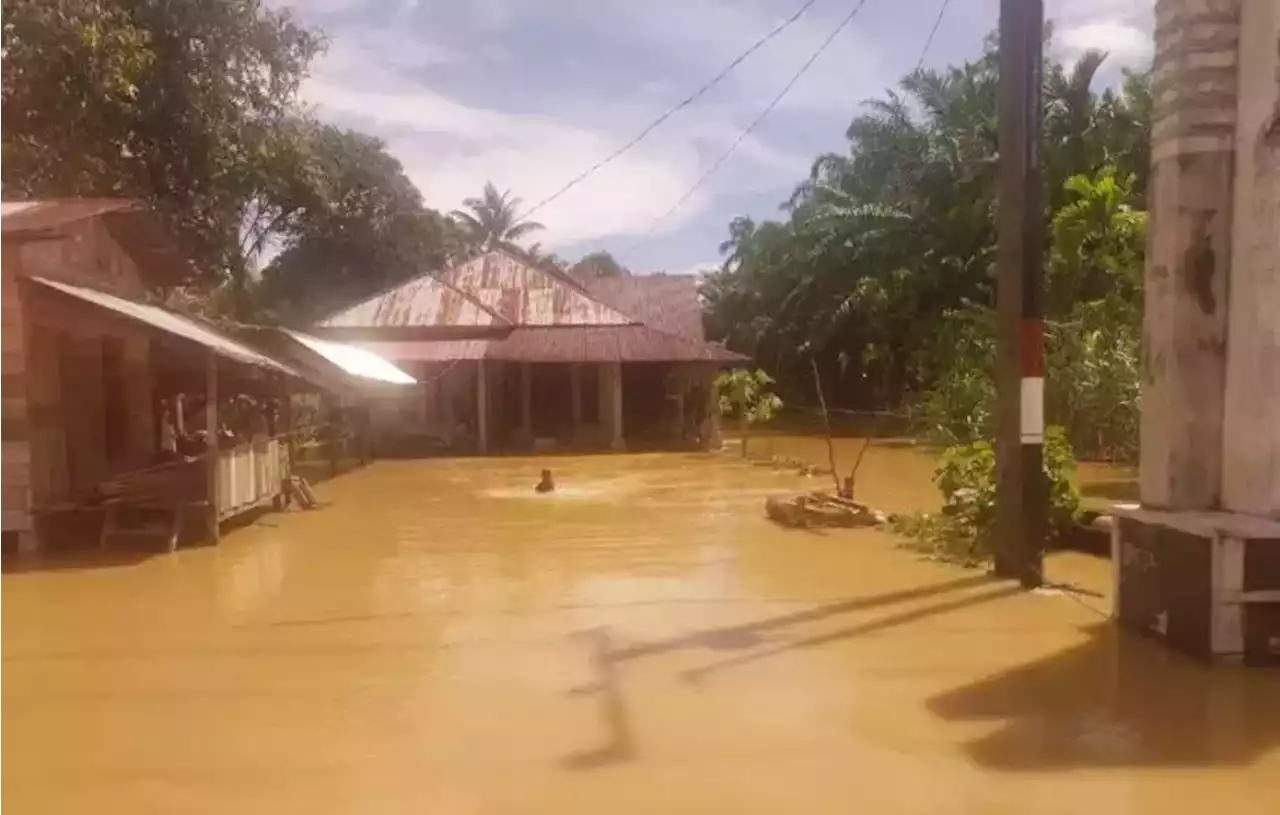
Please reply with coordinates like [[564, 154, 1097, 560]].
[[30, 276, 302, 377], [280, 330, 415, 384]]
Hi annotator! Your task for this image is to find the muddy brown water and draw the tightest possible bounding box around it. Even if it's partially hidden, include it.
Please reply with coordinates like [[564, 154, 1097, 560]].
[[4, 440, 1277, 813]]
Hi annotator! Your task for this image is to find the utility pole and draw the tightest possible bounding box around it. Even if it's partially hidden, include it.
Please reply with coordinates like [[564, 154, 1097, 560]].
[[995, 0, 1045, 588]]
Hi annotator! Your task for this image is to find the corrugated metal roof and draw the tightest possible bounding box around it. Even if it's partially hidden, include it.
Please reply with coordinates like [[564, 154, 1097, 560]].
[[318, 272, 505, 329], [3, 198, 191, 284], [353, 339, 492, 362], [31, 277, 301, 376], [438, 251, 635, 327], [2, 198, 140, 234], [486, 326, 746, 363], [281, 330, 416, 384], [353, 327, 746, 364], [584, 275, 707, 342]]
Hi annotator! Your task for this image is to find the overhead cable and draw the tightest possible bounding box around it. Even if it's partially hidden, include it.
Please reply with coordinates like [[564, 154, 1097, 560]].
[[516, 0, 830, 221]]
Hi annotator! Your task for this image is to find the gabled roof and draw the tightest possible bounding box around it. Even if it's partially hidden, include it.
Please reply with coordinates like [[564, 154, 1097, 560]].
[[2, 198, 191, 285], [2, 198, 140, 233], [584, 275, 706, 343], [318, 272, 507, 329], [437, 250, 635, 327]]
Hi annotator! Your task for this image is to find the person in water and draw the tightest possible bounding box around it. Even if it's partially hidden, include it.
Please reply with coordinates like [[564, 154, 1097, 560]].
[[535, 469, 555, 493]]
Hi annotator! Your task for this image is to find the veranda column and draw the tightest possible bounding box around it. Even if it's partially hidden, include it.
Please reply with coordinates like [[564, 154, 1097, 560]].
[[476, 359, 489, 453], [569, 363, 583, 438], [520, 361, 532, 441], [609, 362, 623, 450], [204, 351, 220, 544]]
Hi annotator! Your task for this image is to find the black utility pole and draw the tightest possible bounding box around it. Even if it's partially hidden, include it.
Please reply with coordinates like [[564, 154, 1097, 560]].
[[995, 0, 1045, 588]]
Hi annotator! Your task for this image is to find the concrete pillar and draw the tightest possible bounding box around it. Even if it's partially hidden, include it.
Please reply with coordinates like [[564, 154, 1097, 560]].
[[476, 359, 488, 453], [520, 361, 532, 441], [1140, 0, 1241, 511], [1221, 0, 1280, 517], [608, 362, 624, 450], [569, 363, 583, 438]]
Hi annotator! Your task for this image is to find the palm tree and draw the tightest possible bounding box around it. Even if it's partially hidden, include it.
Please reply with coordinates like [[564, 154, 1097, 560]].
[[450, 182, 545, 255]]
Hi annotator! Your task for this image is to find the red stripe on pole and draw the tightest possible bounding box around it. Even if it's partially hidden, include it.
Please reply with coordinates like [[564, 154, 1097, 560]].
[[1019, 318, 1044, 377]]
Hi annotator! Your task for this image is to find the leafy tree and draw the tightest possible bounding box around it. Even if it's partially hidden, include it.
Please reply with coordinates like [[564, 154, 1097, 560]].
[[254, 125, 460, 323], [714, 369, 783, 457], [2, 0, 324, 307], [702, 29, 1151, 461], [450, 182, 544, 255], [570, 250, 629, 280]]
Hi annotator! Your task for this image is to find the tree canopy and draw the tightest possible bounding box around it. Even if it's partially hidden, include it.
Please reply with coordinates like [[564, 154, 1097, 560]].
[[1, 0, 461, 320], [450, 182, 544, 256], [702, 33, 1151, 460]]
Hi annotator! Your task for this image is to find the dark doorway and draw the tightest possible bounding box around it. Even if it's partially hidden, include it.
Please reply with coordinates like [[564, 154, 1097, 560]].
[[622, 363, 676, 446], [530, 363, 571, 438]]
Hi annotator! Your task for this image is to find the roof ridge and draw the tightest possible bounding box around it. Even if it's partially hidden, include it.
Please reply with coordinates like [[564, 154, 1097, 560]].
[[445, 249, 639, 327], [317, 263, 511, 327]]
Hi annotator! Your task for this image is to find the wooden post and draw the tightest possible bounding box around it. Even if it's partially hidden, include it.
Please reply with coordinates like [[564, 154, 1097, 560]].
[[570, 363, 582, 440], [476, 359, 489, 453], [995, 0, 1045, 587], [204, 352, 220, 544], [520, 361, 532, 442], [325, 395, 339, 478]]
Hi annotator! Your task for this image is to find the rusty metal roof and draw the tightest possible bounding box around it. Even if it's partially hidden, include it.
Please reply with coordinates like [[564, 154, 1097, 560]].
[[584, 275, 707, 343], [487, 326, 746, 363], [352, 327, 746, 364], [1, 198, 140, 233], [3, 198, 191, 284], [352, 339, 492, 362], [31, 276, 301, 376], [437, 251, 635, 327], [318, 272, 506, 329]]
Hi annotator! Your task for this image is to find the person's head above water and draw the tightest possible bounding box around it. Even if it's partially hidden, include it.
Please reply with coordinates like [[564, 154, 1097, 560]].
[[535, 469, 555, 493]]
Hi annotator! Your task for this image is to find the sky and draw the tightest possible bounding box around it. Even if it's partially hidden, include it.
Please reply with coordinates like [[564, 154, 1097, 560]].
[[275, 0, 1154, 275]]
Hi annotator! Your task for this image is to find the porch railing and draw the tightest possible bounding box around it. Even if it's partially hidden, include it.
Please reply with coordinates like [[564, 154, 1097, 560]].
[[215, 438, 287, 520]]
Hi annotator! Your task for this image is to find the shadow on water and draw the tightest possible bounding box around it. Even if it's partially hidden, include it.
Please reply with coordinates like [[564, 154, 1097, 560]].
[[563, 573, 1006, 770], [927, 623, 1280, 770], [563, 627, 637, 771], [2, 505, 288, 575]]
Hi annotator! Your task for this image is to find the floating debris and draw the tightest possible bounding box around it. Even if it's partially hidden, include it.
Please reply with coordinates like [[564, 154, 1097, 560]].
[[765, 492, 887, 529]]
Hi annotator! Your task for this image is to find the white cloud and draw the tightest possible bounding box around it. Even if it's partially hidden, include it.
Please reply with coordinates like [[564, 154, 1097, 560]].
[[1059, 21, 1153, 64], [300, 31, 808, 248]]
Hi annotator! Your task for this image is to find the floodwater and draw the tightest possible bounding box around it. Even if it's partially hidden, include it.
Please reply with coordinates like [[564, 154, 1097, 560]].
[[4, 443, 1277, 814]]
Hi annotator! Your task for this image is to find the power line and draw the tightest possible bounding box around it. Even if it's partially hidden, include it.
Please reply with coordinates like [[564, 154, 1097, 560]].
[[914, 0, 953, 73], [516, 0, 830, 222], [629, 0, 873, 247]]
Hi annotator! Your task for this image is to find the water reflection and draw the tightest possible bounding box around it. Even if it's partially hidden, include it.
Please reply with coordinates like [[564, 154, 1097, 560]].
[[3, 446, 1274, 814]]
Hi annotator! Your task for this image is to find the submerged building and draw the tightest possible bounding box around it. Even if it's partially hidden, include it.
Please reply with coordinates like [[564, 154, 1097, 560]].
[[316, 250, 745, 453]]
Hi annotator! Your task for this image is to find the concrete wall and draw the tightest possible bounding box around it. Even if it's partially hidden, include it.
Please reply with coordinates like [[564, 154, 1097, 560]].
[[1221, 0, 1280, 516]]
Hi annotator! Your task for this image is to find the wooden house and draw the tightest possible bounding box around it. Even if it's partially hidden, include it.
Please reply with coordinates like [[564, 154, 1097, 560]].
[[314, 250, 746, 453]]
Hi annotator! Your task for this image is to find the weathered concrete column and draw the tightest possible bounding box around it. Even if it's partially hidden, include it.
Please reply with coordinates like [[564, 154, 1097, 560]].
[[475, 359, 488, 453], [519, 360, 535, 442], [1221, 0, 1280, 517], [569, 363, 582, 436], [1140, 0, 1241, 511], [609, 362, 624, 450]]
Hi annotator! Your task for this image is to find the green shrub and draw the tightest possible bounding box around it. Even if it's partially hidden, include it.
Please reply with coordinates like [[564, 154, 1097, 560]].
[[891, 426, 1081, 565]]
